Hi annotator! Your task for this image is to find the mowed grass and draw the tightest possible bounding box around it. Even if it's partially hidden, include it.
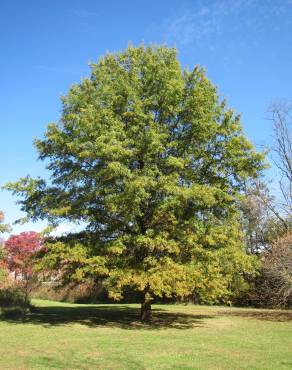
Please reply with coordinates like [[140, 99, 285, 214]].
[[0, 300, 292, 369]]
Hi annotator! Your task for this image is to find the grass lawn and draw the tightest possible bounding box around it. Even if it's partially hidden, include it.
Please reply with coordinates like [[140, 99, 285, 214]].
[[0, 300, 292, 369]]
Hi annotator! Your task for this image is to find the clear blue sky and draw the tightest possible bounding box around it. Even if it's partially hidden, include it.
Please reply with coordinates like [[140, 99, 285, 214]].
[[1, 0, 292, 234]]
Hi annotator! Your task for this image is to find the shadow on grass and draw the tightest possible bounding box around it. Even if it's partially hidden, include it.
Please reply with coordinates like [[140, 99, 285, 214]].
[[222, 309, 292, 322], [1, 304, 214, 330]]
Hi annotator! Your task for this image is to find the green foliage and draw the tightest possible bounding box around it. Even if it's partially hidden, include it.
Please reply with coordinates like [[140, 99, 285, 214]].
[[0, 239, 7, 285], [0, 286, 28, 308], [6, 45, 264, 305], [0, 211, 10, 234], [0, 270, 6, 286], [0, 283, 31, 319], [0, 247, 5, 264]]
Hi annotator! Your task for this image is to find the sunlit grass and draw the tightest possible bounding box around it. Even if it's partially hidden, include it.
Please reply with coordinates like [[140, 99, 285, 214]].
[[0, 299, 291, 369]]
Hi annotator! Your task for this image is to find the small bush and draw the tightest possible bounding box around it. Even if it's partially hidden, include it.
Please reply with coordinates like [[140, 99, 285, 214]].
[[0, 285, 29, 308], [236, 232, 292, 308], [260, 233, 292, 308], [0, 280, 31, 320], [0, 306, 28, 319]]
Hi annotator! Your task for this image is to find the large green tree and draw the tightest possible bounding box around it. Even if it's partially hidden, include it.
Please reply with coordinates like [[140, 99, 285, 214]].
[[7, 46, 264, 321]]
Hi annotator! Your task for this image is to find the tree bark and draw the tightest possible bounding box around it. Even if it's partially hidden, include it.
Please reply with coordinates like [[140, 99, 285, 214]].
[[141, 299, 152, 322]]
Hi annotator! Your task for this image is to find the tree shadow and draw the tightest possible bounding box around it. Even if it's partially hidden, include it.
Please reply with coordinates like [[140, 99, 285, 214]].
[[1, 304, 214, 330], [221, 309, 292, 322]]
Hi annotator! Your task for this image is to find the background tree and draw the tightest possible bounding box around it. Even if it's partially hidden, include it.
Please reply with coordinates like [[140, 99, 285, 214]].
[[260, 232, 292, 307], [0, 211, 10, 234], [240, 182, 270, 254], [0, 244, 6, 284], [6, 46, 264, 321], [268, 101, 292, 221], [237, 102, 292, 307], [240, 180, 289, 255], [0, 212, 9, 284], [5, 231, 42, 280]]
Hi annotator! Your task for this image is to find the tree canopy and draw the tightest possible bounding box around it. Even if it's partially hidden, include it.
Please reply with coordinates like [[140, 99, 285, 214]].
[[6, 45, 264, 320], [5, 231, 42, 279]]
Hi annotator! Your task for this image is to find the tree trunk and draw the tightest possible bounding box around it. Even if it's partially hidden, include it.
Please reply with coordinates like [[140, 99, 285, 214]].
[[141, 299, 152, 322]]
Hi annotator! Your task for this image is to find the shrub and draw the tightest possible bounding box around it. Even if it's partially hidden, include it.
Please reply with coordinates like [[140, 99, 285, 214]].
[[0, 285, 30, 307], [260, 232, 292, 308], [237, 232, 292, 308], [0, 306, 29, 319], [0, 280, 31, 319]]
